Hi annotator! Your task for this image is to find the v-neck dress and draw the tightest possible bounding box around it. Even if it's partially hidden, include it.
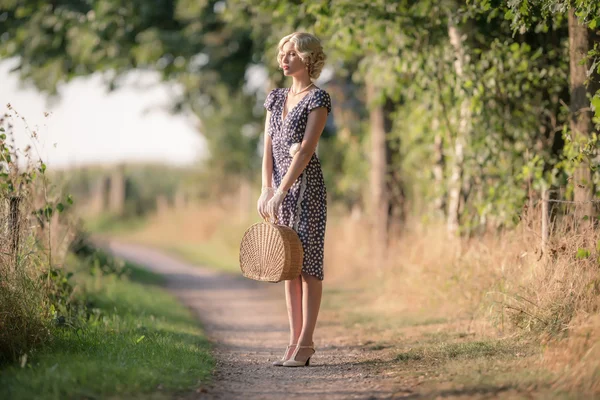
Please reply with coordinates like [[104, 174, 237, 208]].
[[264, 87, 332, 281]]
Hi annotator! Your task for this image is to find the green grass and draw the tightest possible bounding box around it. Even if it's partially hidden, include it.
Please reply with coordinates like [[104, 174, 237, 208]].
[[0, 264, 213, 400], [85, 214, 149, 236], [321, 285, 449, 331], [391, 335, 555, 397], [161, 216, 249, 274], [321, 281, 558, 397], [395, 340, 529, 363], [86, 211, 243, 275], [122, 261, 166, 286], [166, 241, 239, 274]]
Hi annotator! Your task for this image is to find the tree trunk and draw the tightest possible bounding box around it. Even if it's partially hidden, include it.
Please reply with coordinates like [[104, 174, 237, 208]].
[[432, 117, 446, 215], [568, 9, 594, 220], [327, 75, 361, 141], [385, 99, 406, 236], [108, 165, 125, 216], [366, 80, 389, 258], [446, 18, 471, 236]]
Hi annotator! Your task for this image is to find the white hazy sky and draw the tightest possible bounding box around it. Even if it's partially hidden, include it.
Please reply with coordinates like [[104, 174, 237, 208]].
[[0, 59, 206, 169]]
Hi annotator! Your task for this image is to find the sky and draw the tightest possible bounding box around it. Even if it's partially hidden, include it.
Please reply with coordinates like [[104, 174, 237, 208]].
[[0, 59, 206, 170]]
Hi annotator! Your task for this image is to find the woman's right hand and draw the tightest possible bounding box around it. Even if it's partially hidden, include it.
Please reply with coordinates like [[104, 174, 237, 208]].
[[257, 187, 275, 220]]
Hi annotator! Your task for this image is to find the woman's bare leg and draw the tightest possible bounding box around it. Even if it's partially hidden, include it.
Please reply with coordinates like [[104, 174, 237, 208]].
[[295, 273, 322, 358], [284, 275, 303, 357]]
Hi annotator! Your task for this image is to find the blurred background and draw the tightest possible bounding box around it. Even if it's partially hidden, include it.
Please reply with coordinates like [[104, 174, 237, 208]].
[[1, 1, 597, 240], [1, 1, 600, 396], [2, 1, 599, 222]]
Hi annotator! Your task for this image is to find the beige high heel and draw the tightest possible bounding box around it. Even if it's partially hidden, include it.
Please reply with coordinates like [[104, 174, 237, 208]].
[[282, 343, 315, 367], [272, 344, 297, 366]]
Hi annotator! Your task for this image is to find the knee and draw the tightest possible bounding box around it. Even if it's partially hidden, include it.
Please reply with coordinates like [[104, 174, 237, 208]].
[[301, 272, 321, 284]]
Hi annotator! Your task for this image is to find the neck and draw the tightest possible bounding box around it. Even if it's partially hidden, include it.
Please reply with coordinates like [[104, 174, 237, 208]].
[[291, 76, 313, 94]]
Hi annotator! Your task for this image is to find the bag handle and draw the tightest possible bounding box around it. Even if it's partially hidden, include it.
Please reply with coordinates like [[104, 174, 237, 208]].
[[263, 216, 279, 225]]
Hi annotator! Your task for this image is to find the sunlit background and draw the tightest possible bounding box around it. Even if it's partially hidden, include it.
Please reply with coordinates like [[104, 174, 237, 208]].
[[0, 59, 204, 168]]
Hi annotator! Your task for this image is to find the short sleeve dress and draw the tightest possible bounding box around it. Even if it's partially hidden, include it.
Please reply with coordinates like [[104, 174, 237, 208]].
[[263, 87, 332, 281]]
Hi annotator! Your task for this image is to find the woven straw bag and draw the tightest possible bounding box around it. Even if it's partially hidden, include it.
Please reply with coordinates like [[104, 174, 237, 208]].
[[239, 219, 304, 282]]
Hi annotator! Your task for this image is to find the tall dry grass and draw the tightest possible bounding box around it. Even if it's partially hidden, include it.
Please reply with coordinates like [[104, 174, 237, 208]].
[[545, 314, 600, 394], [0, 197, 50, 362], [328, 200, 600, 395], [0, 106, 77, 363], [503, 201, 600, 396], [0, 184, 54, 363], [321, 212, 553, 339]]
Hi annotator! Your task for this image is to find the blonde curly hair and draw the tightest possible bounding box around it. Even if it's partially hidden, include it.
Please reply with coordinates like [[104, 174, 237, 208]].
[[277, 32, 326, 80]]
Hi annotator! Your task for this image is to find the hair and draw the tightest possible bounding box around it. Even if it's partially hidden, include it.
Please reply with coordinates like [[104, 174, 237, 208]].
[[277, 32, 326, 80]]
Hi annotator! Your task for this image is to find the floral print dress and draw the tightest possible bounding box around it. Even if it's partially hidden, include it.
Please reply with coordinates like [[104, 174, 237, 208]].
[[264, 87, 332, 281]]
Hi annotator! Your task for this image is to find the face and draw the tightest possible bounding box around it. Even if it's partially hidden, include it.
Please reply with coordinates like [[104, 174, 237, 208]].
[[280, 41, 307, 77]]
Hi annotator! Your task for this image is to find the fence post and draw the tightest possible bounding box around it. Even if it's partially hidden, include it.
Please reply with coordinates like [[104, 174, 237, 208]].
[[108, 167, 125, 216], [9, 195, 21, 268], [541, 188, 549, 256]]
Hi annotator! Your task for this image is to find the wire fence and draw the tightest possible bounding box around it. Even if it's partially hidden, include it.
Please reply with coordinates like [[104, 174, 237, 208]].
[[539, 188, 599, 254]]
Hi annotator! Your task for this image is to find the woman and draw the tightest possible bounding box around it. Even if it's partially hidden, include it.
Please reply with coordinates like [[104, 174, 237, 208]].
[[257, 32, 331, 368]]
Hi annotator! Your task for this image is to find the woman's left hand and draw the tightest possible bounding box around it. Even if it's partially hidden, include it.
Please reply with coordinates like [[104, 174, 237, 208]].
[[266, 188, 288, 223]]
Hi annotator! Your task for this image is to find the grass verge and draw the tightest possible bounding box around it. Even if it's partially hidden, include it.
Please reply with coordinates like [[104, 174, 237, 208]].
[[88, 206, 246, 275], [391, 335, 556, 398], [321, 280, 558, 398], [165, 241, 239, 274], [84, 214, 150, 236], [0, 260, 213, 400]]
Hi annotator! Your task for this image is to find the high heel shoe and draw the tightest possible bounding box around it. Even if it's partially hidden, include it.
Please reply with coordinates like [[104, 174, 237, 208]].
[[282, 343, 315, 367], [272, 344, 297, 366]]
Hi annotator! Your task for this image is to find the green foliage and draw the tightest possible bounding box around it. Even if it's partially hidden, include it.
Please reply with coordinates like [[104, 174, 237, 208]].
[[463, 20, 570, 226], [0, 256, 212, 400], [559, 128, 600, 194], [0, 0, 263, 182], [69, 231, 126, 276], [490, 0, 600, 31], [497, 1, 600, 198], [319, 126, 369, 208], [196, 88, 263, 182], [396, 339, 524, 362], [2, 0, 599, 228], [577, 248, 591, 259]]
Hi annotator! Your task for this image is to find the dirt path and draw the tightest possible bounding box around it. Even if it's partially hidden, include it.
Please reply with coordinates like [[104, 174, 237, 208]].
[[103, 240, 404, 400]]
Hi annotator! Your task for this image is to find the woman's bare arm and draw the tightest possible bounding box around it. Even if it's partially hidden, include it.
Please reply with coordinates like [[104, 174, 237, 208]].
[[262, 112, 274, 188], [278, 107, 328, 192]]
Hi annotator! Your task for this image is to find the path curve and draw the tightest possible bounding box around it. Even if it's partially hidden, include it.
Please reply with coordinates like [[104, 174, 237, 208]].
[[102, 240, 402, 400]]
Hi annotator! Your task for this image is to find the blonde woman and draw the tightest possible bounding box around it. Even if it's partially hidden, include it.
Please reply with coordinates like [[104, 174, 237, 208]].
[[257, 32, 331, 367]]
